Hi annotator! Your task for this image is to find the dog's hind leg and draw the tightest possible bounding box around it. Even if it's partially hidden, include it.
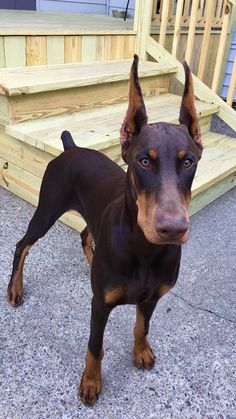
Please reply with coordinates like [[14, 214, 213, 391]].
[[7, 160, 73, 307], [80, 227, 94, 267]]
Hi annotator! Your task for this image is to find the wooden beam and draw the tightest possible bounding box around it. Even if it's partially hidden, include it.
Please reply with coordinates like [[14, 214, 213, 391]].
[[226, 56, 236, 106], [185, 0, 200, 65], [134, 0, 153, 59], [211, 2, 232, 92], [159, 0, 170, 47], [197, 0, 214, 80], [172, 0, 184, 57], [146, 36, 236, 130]]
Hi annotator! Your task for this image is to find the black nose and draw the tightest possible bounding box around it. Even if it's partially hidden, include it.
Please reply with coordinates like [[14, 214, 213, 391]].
[[155, 216, 189, 242]]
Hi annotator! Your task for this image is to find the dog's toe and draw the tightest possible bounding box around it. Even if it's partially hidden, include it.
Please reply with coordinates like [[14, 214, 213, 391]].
[[7, 286, 24, 307], [79, 374, 102, 405], [134, 345, 156, 369]]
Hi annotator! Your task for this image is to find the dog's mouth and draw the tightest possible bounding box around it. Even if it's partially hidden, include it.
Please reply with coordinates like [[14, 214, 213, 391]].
[[142, 228, 189, 245]]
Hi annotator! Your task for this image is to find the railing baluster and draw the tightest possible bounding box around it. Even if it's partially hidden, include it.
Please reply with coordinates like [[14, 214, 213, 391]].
[[185, 0, 200, 65], [198, 0, 214, 80], [226, 55, 236, 106], [172, 0, 184, 57], [159, 0, 170, 46], [212, 1, 232, 92]]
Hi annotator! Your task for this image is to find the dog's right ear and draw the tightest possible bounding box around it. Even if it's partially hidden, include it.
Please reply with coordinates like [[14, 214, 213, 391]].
[[120, 55, 148, 149]]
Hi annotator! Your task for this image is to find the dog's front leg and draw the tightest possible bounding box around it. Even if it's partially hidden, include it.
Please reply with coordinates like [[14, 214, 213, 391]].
[[79, 296, 112, 405], [133, 299, 158, 369]]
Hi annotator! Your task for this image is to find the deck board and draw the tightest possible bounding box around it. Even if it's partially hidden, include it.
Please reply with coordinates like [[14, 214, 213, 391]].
[[6, 93, 218, 156], [0, 60, 177, 96]]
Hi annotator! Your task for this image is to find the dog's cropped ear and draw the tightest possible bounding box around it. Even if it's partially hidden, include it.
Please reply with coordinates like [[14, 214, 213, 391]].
[[179, 61, 202, 153], [120, 55, 148, 146]]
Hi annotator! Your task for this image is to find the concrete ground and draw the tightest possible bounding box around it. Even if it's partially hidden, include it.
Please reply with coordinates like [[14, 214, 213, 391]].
[[0, 184, 236, 419]]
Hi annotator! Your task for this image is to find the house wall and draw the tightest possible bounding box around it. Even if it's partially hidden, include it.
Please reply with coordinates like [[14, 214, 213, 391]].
[[221, 25, 236, 102], [37, 0, 136, 17], [37, 0, 107, 14]]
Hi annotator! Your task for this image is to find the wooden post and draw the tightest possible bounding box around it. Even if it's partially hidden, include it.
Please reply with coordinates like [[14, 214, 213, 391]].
[[227, 56, 236, 105], [134, 0, 153, 59], [185, 0, 200, 65], [172, 0, 184, 57], [212, 1, 232, 92], [159, 0, 170, 47], [197, 0, 214, 80]]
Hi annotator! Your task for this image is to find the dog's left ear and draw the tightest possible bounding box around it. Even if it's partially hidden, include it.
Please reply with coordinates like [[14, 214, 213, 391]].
[[120, 55, 148, 146], [179, 61, 202, 153]]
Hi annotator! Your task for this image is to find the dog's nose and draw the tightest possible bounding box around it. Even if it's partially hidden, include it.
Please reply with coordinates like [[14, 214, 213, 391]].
[[155, 216, 189, 242]]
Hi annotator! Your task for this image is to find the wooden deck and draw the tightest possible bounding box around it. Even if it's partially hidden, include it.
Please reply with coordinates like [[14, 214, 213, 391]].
[[0, 10, 134, 35]]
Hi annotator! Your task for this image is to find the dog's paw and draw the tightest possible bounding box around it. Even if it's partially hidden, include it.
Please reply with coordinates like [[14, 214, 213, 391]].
[[79, 373, 102, 405], [134, 344, 156, 370], [7, 283, 24, 307]]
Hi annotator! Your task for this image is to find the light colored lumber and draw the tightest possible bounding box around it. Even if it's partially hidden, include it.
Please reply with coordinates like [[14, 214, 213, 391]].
[[0, 60, 176, 96], [64, 36, 82, 63], [82, 36, 97, 62], [5, 93, 218, 156], [4, 36, 26, 67], [146, 36, 236, 130], [159, 0, 170, 47], [26, 36, 47, 66], [134, 0, 153, 59], [185, 0, 199, 65], [0, 37, 5, 67], [211, 2, 232, 92], [111, 35, 126, 60], [172, 0, 185, 57], [226, 55, 236, 106], [47, 36, 64, 65], [197, 0, 214, 80]]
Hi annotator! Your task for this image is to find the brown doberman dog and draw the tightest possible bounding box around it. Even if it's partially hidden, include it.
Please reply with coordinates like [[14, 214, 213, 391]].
[[7, 55, 202, 405]]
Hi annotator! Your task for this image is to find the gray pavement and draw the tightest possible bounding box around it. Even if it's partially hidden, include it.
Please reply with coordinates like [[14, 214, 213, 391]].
[[0, 186, 236, 419]]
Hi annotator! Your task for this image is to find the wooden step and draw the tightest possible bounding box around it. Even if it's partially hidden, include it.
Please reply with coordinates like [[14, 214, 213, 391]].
[[6, 93, 219, 161], [0, 60, 177, 124]]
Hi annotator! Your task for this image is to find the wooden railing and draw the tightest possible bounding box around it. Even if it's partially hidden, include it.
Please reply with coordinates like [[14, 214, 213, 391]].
[[149, 0, 235, 94], [152, 0, 227, 28]]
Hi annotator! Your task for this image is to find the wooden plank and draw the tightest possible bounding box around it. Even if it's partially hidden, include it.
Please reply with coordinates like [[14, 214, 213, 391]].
[[47, 35, 64, 64], [4, 36, 26, 67], [197, 0, 214, 80], [226, 55, 236, 105], [8, 74, 172, 123], [96, 35, 112, 60], [146, 36, 236, 130], [0, 37, 6, 67], [159, 0, 169, 47], [82, 36, 97, 62], [211, 2, 232, 92], [135, 0, 153, 59], [123, 35, 135, 58], [26, 36, 47, 66], [185, 0, 199, 65], [172, 0, 184, 57], [0, 60, 176, 96], [190, 171, 236, 215], [64, 36, 82, 63], [111, 35, 125, 60]]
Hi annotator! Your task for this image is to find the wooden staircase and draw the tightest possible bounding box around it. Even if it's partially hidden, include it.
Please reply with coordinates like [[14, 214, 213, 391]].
[[0, 59, 236, 232]]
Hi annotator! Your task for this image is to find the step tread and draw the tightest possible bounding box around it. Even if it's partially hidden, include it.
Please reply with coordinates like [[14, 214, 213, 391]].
[[0, 60, 177, 96], [192, 132, 236, 194], [6, 93, 219, 155]]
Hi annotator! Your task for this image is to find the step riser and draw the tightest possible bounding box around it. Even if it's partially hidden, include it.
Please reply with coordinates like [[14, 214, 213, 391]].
[[2, 74, 172, 124]]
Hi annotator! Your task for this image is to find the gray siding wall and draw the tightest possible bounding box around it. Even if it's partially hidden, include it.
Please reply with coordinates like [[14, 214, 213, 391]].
[[37, 0, 136, 17], [38, 0, 107, 14], [221, 25, 236, 102]]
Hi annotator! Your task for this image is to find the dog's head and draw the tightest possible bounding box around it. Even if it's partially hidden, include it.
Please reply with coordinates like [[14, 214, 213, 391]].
[[120, 55, 202, 245]]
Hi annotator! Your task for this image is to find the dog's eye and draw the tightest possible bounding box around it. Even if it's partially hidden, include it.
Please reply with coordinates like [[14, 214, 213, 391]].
[[183, 158, 193, 168], [140, 158, 152, 169]]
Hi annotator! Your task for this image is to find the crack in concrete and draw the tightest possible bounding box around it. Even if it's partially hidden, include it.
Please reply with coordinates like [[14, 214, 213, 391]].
[[170, 291, 236, 324]]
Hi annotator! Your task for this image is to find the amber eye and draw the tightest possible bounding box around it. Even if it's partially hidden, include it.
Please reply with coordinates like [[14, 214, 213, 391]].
[[140, 158, 152, 169], [183, 158, 193, 168]]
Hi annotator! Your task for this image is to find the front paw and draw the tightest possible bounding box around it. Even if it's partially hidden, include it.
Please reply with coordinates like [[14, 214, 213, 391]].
[[79, 372, 102, 405], [7, 280, 24, 307], [134, 343, 156, 369]]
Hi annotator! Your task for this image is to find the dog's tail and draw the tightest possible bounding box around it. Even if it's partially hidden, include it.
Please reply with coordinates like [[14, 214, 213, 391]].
[[61, 130, 76, 150]]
